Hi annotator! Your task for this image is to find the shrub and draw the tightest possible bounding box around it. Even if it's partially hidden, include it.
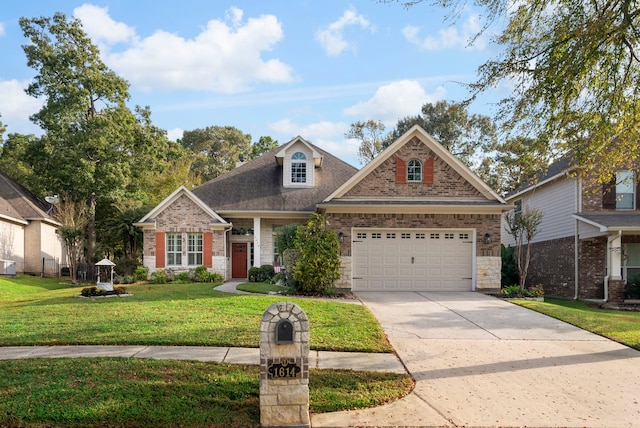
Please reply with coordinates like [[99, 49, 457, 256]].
[[501, 244, 519, 287], [115, 258, 138, 276], [133, 266, 149, 282], [625, 274, 640, 299], [80, 286, 127, 297], [121, 275, 134, 284], [292, 213, 341, 295], [501, 283, 544, 298], [282, 248, 301, 289], [150, 269, 169, 284], [175, 271, 191, 282], [248, 265, 276, 283], [248, 266, 260, 282], [193, 266, 219, 283]]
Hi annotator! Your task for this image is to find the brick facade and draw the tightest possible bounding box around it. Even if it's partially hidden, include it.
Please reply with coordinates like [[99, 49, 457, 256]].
[[345, 137, 482, 198], [527, 237, 576, 298]]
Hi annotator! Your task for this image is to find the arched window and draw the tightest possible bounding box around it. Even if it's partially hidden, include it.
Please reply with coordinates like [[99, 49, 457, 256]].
[[291, 152, 307, 183], [407, 159, 422, 182]]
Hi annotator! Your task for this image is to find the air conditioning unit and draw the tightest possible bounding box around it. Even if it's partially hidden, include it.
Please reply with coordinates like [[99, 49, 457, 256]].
[[0, 260, 17, 276]]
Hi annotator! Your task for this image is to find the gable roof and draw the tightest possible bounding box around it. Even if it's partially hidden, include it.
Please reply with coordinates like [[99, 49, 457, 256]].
[[135, 185, 230, 228], [275, 136, 323, 167], [506, 157, 576, 200], [0, 171, 56, 226], [322, 125, 506, 209], [191, 138, 358, 216]]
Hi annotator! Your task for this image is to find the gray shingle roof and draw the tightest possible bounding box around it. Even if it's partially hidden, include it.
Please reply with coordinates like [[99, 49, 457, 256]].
[[574, 212, 640, 230], [0, 171, 52, 222], [192, 142, 358, 213]]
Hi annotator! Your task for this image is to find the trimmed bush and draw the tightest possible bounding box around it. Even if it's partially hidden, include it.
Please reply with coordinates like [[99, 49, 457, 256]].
[[150, 269, 169, 284], [133, 266, 148, 282], [625, 274, 640, 299]]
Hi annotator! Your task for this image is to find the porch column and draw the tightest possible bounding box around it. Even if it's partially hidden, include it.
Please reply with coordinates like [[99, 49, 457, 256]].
[[609, 234, 622, 280], [254, 217, 261, 267]]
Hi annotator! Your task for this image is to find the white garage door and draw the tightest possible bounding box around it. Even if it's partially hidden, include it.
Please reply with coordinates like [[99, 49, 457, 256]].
[[352, 229, 473, 291]]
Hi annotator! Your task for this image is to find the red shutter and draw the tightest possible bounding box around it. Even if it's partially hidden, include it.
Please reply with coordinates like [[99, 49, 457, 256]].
[[155, 232, 165, 268], [602, 179, 616, 210], [423, 157, 434, 184], [203, 232, 213, 268], [396, 157, 406, 184]]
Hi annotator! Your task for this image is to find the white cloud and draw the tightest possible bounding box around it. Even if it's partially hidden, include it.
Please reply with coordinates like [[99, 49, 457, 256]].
[[343, 80, 446, 125], [269, 119, 358, 165], [75, 6, 293, 93], [166, 128, 184, 142], [316, 7, 372, 56], [73, 4, 137, 49], [0, 79, 43, 135], [403, 14, 487, 51]]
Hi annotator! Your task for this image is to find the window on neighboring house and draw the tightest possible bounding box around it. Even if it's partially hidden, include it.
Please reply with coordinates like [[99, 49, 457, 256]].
[[407, 160, 422, 182], [291, 152, 307, 183], [166, 233, 182, 266], [514, 199, 523, 215], [616, 170, 635, 210], [187, 233, 203, 266]]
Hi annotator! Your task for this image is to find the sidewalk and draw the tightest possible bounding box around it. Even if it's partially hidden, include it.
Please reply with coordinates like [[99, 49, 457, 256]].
[[0, 345, 406, 373]]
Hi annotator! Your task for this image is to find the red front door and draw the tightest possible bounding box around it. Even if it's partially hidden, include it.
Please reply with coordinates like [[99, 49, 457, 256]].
[[232, 243, 248, 278]]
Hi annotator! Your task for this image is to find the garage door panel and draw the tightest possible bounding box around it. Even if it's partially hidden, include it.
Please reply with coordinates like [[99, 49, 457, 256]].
[[353, 228, 472, 292]]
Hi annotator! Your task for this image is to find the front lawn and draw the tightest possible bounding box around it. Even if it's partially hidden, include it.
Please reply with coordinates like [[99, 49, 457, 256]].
[[0, 275, 412, 427], [0, 275, 391, 353], [0, 358, 413, 428], [511, 297, 640, 351]]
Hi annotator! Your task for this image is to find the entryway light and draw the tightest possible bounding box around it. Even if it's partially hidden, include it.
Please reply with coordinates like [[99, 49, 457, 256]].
[[484, 233, 492, 244], [338, 232, 345, 243]]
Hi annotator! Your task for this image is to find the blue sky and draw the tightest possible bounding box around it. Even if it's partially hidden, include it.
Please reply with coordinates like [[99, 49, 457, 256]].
[[0, 1, 508, 166]]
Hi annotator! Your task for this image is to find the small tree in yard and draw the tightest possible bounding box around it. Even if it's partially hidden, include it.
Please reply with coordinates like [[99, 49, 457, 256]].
[[504, 206, 544, 294], [53, 193, 90, 284], [292, 214, 341, 295]]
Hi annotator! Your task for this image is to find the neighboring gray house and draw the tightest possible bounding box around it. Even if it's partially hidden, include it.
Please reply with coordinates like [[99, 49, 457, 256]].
[[0, 171, 65, 276], [502, 158, 640, 302], [137, 126, 509, 292]]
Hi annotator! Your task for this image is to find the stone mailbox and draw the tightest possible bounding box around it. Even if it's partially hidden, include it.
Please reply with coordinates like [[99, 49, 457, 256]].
[[260, 302, 310, 428]]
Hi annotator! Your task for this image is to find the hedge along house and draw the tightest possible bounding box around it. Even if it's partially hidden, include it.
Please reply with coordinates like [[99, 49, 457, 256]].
[[136, 125, 509, 292]]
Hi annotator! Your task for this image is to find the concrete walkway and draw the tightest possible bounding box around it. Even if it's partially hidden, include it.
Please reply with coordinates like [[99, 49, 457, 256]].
[[311, 291, 640, 428], [0, 345, 405, 373]]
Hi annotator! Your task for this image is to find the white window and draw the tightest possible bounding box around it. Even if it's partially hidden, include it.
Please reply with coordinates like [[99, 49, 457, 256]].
[[166, 233, 182, 266], [291, 152, 307, 183], [187, 233, 203, 266], [407, 159, 422, 182], [616, 170, 635, 210], [514, 199, 523, 215]]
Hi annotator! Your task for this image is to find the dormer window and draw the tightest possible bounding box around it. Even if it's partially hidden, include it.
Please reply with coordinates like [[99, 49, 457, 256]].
[[407, 160, 422, 182], [291, 152, 307, 183]]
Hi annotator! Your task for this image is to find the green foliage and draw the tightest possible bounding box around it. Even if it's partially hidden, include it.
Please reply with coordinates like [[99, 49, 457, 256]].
[[150, 269, 170, 284], [192, 265, 222, 283], [174, 271, 191, 283], [133, 266, 149, 282], [80, 286, 128, 297], [501, 244, 519, 287], [504, 206, 544, 293], [248, 265, 276, 283], [501, 284, 544, 298], [345, 119, 386, 165], [625, 274, 640, 299], [180, 125, 252, 181], [275, 224, 300, 257], [249, 135, 279, 159], [292, 214, 341, 295]]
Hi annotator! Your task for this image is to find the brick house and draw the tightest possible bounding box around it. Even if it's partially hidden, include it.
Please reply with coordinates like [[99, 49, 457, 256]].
[[502, 158, 640, 302], [136, 125, 509, 292], [0, 171, 65, 276]]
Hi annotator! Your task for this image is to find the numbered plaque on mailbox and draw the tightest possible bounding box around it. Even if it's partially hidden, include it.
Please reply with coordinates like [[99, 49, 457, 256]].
[[267, 359, 301, 379]]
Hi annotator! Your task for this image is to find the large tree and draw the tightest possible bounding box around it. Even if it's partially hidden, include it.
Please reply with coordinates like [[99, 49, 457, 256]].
[[250, 136, 279, 159], [181, 126, 252, 182], [19, 13, 184, 263], [391, 0, 640, 183], [345, 120, 387, 165]]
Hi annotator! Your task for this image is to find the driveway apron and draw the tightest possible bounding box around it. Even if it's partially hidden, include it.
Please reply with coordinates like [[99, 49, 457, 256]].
[[311, 292, 640, 427]]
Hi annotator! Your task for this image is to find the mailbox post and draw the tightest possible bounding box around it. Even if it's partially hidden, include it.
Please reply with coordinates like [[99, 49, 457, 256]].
[[260, 302, 310, 428]]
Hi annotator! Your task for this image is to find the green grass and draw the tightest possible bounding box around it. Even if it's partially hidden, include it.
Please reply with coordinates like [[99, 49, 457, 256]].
[[511, 297, 640, 350], [0, 358, 413, 427], [235, 281, 291, 294], [0, 275, 412, 427], [0, 276, 392, 353]]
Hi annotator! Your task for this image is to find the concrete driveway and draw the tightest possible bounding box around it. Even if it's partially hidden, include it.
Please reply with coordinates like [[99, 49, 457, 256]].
[[312, 292, 640, 427]]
